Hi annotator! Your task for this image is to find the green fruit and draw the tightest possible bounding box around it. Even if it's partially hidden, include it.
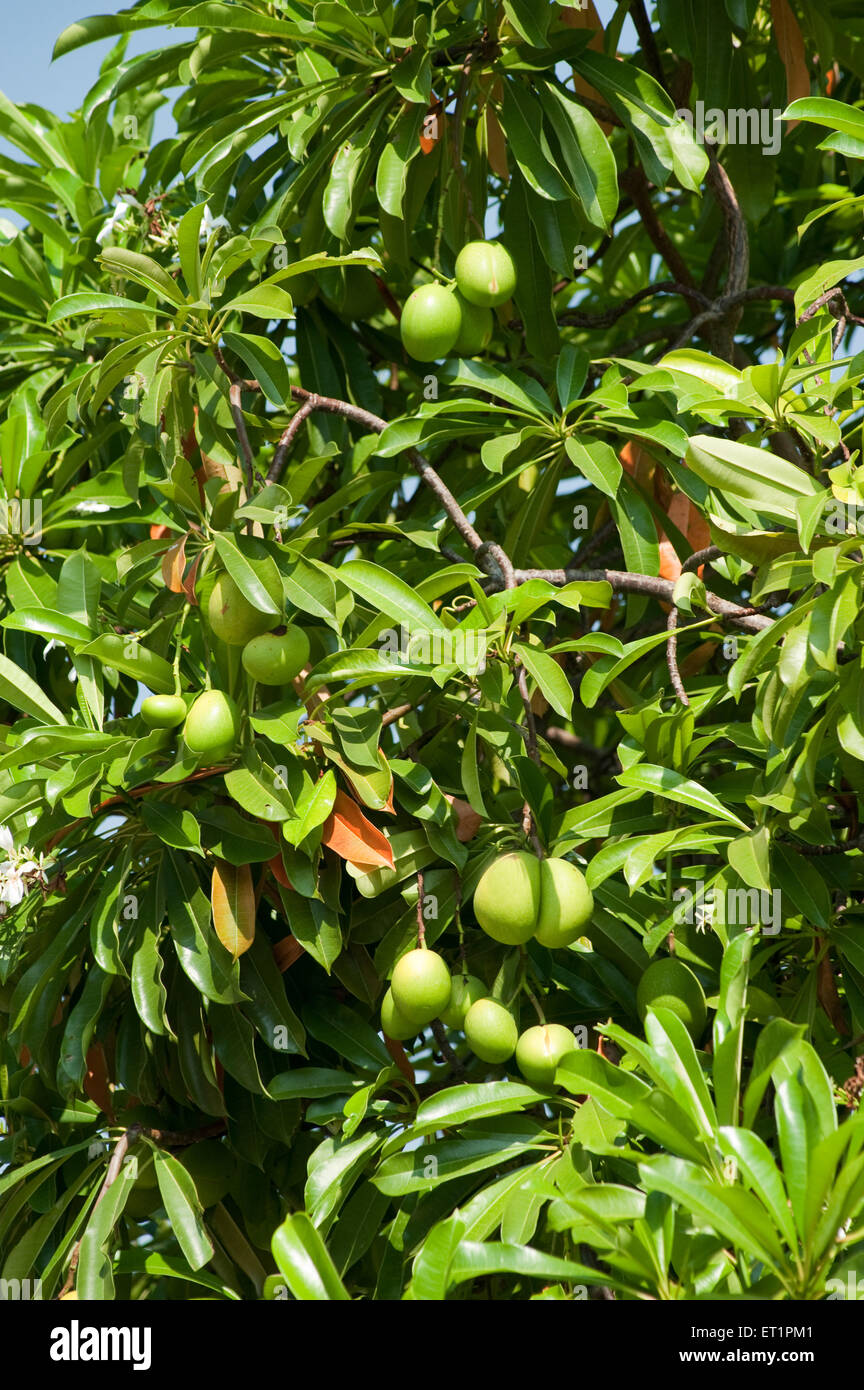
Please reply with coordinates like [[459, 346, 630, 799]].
[[464, 998, 518, 1064], [380, 987, 417, 1041], [636, 958, 707, 1042], [440, 973, 486, 1029], [208, 572, 279, 646], [183, 690, 239, 757], [135, 1155, 159, 1189], [177, 1140, 234, 1208], [515, 1024, 576, 1085], [473, 851, 541, 944], [140, 694, 187, 729], [241, 627, 310, 684], [400, 284, 461, 361], [453, 293, 493, 356], [454, 240, 517, 307], [340, 269, 382, 321], [390, 948, 452, 1025], [534, 858, 594, 948]]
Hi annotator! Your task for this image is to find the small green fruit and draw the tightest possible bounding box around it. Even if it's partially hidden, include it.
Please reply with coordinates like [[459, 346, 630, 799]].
[[208, 572, 279, 646], [534, 858, 594, 948], [400, 284, 461, 361], [464, 998, 518, 1064], [183, 690, 240, 758], [453, 293, 493, 356], [140, 694, 187, 729], [473, 851, 541, 944], [241, 627, 310, 684], [515, 1024, 576, 1085], [440, 973, 486, 1029], [454, 241, 517, 307], [390, 948, 452, 1025], [380, 987, 417, 1041], [636, 957, 707, 1042], [177, 1140, 234, 1208]]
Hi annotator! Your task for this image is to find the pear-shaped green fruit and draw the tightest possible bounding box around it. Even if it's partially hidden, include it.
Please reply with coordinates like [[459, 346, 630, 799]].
[[453, 293, 493, 356], [464, 998, 518, 1064], [515, 1024, 576, 1085], [534, 858, 594, 948], [208, 572, 279, 646], [390, 948, 451, 1025], [183, 690, 239, 757], [380, 987, 417, 1041], [140, 694, 187, 729], [454, 241, 517, 307], [636, 957, 707, 1042], [241, 627, 310, 684], [440, 973, 486, 1029], [473, 850, 541, 944], [400, 284, 461, 361], [177, 1140, 234, 1208]]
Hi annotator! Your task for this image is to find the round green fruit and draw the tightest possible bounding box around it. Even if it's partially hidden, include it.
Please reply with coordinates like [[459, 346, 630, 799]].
[[636, 957, 707, 1042], [207, 572, 279, 647], [440, 973, 486, 1029], [534, 858, 594, 949], [140, 694, 187, 729], [390, 948, 452, 1025], [183, 690, 239, 758], [454, 241, 517, 307], [464, 998, 518, 1064], [241, 627, 310, 684], [178, 1140, 234, 1209], [453, 293, 493, 356], [380, 987, 417, 1041], [340, 269, 382, 322], [515, 1024, 576, 1086], [400, 284, 461, 361], [473, 851, 541, 944]]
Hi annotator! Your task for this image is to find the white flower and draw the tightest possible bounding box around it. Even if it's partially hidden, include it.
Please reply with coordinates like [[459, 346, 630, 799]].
[[96, 199, 132, 246], [0, 865, 26, 907], [0, 825, 13, 856], [74, 501, 111, 514], [199, 204, 231, 241]]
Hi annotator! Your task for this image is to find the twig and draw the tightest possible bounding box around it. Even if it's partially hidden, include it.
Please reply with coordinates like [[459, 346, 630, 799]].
[[416, 869, 426, 946], [511, 567, 772, 632], [58, 1127, 133, 1298], [228, 382, 257, 495], [629, 0, 667, 88], [666, 606, 689, 706], [267, 398, 317, 485], [430, 1019, 465, 1076]]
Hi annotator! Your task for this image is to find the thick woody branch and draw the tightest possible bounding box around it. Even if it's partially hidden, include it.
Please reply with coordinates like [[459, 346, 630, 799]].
[[511, 567, 772, 632]]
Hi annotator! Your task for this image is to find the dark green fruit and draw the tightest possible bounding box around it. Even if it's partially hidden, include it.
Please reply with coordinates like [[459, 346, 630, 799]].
[[636, 957, 707, 1041], [183, 690, 239, 758], [140, 694, 187, 729], [534, 858, 593, 948], [340, 269, 382, 321], [440, 973, 486, 1029], [177, 1141, 234, 1208], [380, 987, 417, 1041], [241, 627, 310, 684], [464, 999, 518, 1064], [515, 1024, 576, 1085], [453, 293, 493, 356], [454, 241, 517, 307], [390, 948, 451, 1025], [473, 851, 541, 944], [400, 284, 461, 361], [207, 572, 279, 646]]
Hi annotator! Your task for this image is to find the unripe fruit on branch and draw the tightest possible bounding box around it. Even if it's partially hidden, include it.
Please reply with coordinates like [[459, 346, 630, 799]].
[[183, 689, 239, 759], [400, 284, 461, 361], [636, 957, 707, 1042], [177, 1141, 235, 1208], [473, 851, 593, 947], [390, 948, 451, 1025], [515, 1024, 576, 1085], [140, 694, 187, 729], [241, 627, 310, 684], [464, 998, 518, 1063], [439, 973, 486, 1028], [208, 572, 279, 646], [380, 987, 417, 1041], [454, 241, 517, 307], [453, 293, 493, 356]]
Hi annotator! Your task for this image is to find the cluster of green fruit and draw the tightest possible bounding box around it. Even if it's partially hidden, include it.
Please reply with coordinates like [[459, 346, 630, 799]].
[[473, 850, 594, 948], [400, 240, 516, 362], [380, 948, 579, 1085], [139, 572, 310, 760]]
